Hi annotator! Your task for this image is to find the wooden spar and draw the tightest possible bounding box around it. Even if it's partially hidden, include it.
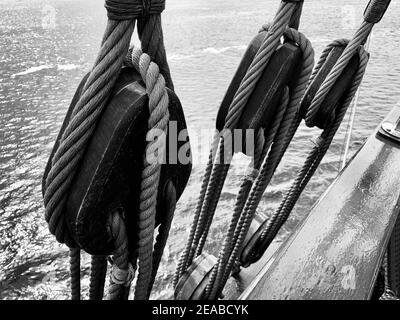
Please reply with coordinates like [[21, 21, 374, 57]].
[[240, 106, 400, 300]]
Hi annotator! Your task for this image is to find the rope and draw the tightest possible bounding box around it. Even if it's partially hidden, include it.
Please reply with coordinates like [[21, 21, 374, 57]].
[[42, 0, 174, 300], [341, 34, 372, 170], [69, 248, 81, 300], [305, 22, 372, 127], [43, 18, 135, 246], [173, 141, 217, 286], [43, 0, 169, 247], [200, 27, 314, 299], [217, 85, 296, 296], [148, 181, 177, 298], [138, 14, 174, 90], [174, 1, 304, 287], [206, 90, 289, 300], [125, 47, 170, 300], [248, 46, 369, 265], [105, 0, 165, 21], [89, 256, 108, 300]]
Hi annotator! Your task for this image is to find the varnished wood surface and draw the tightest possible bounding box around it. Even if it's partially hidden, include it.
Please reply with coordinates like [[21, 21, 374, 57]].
[[239, 107, 400, 300]]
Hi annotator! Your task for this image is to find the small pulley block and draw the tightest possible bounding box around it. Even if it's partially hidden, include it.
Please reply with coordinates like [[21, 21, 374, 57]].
[[174, 253, 217, 300], [216, 31, 303, 155], [239, 212, 269, 268], [300, 45, 361, 129]]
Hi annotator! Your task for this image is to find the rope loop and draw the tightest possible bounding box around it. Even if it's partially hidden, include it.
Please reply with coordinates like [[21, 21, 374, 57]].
[[105, 0, 165, 21], [110, 263, 136, 287], [305, 44, 368, 128], [124, 46, 170, 300]]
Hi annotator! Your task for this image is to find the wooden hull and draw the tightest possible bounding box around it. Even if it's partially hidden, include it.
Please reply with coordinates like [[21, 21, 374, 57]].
[[237, 106, 400, 300]]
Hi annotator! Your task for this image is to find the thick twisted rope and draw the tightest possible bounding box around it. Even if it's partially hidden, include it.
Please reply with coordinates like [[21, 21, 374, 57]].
[[43, 18, 135, 246], [138, 14, 174, 90], [174, 1, 301, 286], [147, 181, 177, 298], [224, 1, 297, 129], [89, 256, 108, 300], [124, 47, 170, 300], [69, 248, 81, 300], [173, 139, 217, 286]]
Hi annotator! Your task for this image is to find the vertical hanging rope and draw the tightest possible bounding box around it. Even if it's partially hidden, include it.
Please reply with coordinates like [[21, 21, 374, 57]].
[[125, 47, 170, 300], [341, 34, 372, 170], [69, 248, 81, 300], [147, 181, 177, 297], [173, 140, 218, 286], [138, 13, 174, 90], [205, 90, 289, 300], [89, 256, 108, 300]]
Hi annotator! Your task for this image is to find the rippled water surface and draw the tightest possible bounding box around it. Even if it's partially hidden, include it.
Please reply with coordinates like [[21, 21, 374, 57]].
[[1, 0, 400, 299]]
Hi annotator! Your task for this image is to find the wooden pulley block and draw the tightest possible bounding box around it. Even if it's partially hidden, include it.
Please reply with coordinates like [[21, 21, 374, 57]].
[[43, 67, 192, 255], [216, 31, 303, 155], [174, 253, 217, 300], [299, 46, 361, 129], [239, 212, 268, 268]]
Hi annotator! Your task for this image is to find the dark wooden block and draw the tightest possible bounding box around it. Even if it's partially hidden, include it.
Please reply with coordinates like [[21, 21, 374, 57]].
[[43, 67, 192, 255]]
